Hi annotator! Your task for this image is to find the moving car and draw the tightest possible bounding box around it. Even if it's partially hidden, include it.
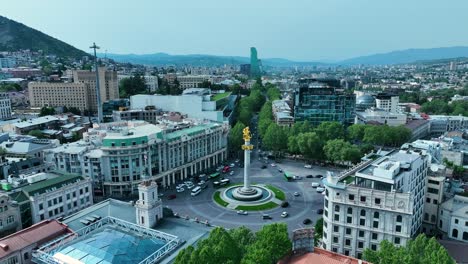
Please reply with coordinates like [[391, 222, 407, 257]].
[[304, 164, 312, 169], [311, 182, 320, 188], [191, 186, 202, 196], [316, 209, 324, 214], [237, 210, 248, 215], [293, 192, 300, 196], [176, 187, 185, 193], [278, 168, 283, 173], [281, 212, 288, 218], [281, 201, 289, 208], [262, 214, 272, 220], [229, 163, 235, 168], [270, 163, 276, 167], [306, 175, 313, 178], [303, 218, 312, 225], [293, 176, 302, 180], [316, 187, 325, 193]]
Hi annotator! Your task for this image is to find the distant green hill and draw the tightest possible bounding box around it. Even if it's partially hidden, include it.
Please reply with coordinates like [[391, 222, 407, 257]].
[[0, 15, 88, 59]]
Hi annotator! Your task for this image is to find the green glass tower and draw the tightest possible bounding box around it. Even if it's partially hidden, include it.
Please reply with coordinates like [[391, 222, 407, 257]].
[[250, 47, 261, 78]]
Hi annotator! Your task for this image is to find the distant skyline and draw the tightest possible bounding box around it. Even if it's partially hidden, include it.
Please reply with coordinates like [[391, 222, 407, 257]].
[[3, 0, 468, 61]]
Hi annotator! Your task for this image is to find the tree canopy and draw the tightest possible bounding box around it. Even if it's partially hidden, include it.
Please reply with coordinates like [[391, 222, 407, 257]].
[[119, 73, 147, 98], [39, 106, 55, 116], [363, 234, 454, 264]]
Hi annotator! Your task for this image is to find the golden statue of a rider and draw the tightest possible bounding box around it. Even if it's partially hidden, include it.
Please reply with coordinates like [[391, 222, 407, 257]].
[[243, 127, 251, 141]]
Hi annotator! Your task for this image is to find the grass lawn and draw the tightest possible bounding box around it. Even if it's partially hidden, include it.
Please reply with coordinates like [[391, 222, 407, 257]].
[[213, 191, 229, 207], [265, 184, 286, 201], [212, 92, 231, 101], [340, 176, 355, 184], [235, 201, 278, 211]]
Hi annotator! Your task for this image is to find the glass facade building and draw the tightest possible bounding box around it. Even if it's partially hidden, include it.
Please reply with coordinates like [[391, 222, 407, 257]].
[[293, 79, 356, 126]]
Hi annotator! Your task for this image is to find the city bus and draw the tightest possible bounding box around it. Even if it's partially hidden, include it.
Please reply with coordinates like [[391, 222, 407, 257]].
[[209, 172, 221, 179], [283, 172, 294, 182], [191, 186, 202, 196]]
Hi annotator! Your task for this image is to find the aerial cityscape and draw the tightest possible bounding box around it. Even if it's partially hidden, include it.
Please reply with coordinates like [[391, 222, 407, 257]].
[[0, 1, 468, 264]]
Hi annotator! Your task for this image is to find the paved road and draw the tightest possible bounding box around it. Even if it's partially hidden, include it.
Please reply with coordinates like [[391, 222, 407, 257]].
[[161, 156, 343, 233]]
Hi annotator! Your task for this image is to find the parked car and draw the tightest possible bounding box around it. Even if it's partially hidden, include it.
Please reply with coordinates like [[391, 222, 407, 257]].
[[270, 163, 276, 167], [281, 201, 289, 208], [311, 182, 320, 188], [306, 175, 314, 178], [198, 180, 206, 186], [316, 209, 324, 214], [281, 212, 288, 218], [176, 187, 185, 193], [229, 163, 235, 168], [168, 194, 177, 200], [293, 176, 302, 180], [262, 214, 272, 220], [237, 210, 248, 215], [303, 218, 312, 225], [316, 174, 324, 178], [293, 192, 300, 197], [316, 187, 325, 193], [304, 164, 312, 169]]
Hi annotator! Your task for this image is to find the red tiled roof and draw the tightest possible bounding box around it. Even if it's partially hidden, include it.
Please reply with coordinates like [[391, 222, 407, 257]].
[[281, 248, 372, 264], [0, 219, 73, 259]]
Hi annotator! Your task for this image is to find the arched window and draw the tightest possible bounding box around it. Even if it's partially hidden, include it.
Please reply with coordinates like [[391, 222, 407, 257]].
[[335, 205, 340, 212], [452, 229, 459, 238], [374, 212, 379, 219], [360, 209, 366, 217], [396, 215, 402, 222], [347, 207, 352, 214]]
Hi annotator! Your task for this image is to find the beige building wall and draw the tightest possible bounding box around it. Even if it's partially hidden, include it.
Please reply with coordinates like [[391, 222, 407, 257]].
[[73, 67, 119, 112], [28, 82, 89, 111]]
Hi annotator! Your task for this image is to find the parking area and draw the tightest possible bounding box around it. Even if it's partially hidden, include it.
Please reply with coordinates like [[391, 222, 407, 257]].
[[161, 155, 343, 233]]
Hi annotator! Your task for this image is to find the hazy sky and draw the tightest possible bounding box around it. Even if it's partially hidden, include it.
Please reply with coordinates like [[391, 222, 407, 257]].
[[3, 0, 468, 61]]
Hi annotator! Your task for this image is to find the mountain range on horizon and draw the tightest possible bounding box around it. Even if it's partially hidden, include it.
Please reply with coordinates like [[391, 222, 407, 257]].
[[1, 14, 468, 67]]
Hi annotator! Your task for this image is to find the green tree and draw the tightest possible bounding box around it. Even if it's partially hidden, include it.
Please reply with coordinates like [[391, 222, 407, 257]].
[[263, 123, 288, 154], [119, 73, 147, 98], [242, 223, 291, 264], [347, 124, 367, 141], [363, 234, 455, 264], [229, 226, 256, 257], [229, 122, 246, 157], [315, 121, 345, 141], [28, 130, 44, 138], [287, 136, 300, 154], [324, 139, 362, 165], [296, 132, 323, 160], [314, 218, 323, 246], [266, 86, 281, 100], [39, 106, 56, 116], [258, 118, 273, 139]]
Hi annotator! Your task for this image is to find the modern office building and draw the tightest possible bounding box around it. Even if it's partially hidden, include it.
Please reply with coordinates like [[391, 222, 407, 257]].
[[44, 120, 228, 196], [28, 67, 119, 114], [322, 149, 429, 258], [0, 93, 12, 120], [0, 193, 22, 237], [439, 195, 468, 243], [294, 79, 355, 126], [130, 88, 237, 123], [250, 47, 261, 78], [375, 93, 399, 113], [355, 108, 407, 126]]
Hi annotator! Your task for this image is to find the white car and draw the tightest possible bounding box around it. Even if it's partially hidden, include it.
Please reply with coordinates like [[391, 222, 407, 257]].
[[186, 184, 194, 189], [316, 187, 325, 193], [237, 210, 248, 215], [176, 187, 185, 193], [229, 171, 235, 176], [304, 164, 312, 169], [294, 192, 300, 197], [311, 182, 320, 188], [270, 163, 276, 167], [198, 180, 206, 186], [229, 163, 235, 168], [281, 212, 288, 218]]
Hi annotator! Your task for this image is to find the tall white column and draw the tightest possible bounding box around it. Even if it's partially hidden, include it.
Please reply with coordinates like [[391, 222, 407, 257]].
[[243, 139, 251, 190]]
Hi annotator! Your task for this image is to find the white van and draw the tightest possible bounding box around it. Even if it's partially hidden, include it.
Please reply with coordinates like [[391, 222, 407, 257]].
[[191, 186, 202, 196]]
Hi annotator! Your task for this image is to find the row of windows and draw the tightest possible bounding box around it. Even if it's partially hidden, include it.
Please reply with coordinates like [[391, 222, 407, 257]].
[[0, 215, 16, 227]]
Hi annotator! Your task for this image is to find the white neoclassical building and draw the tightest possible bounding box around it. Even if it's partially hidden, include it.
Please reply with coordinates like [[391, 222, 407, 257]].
[[439, 195, 468, 243], [322, 149, 429, 259]]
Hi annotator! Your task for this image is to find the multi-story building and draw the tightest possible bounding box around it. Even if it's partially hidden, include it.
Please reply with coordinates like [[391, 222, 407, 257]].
[[112, 107, 162, 124], [294, 79, 355, 126], [272, 100, 294, 126], [177, 75, 210, 89], [322, 149, 429, 258], [429, 115, 468, 136], [28, 82, 89, 111], [0, 193, 22, 237], [0, 93, 12, 120], [423, 176, 445, 235], [131, 88, 237, 123], [44, 120, 228, 197], [355, 108, 407, 126], [405, 119, 431, 142], [439, 195, 468, 242], [0, 57, 16, 68], [9, 172, 93, 228], [117, 75, 159, 93], [375, 93, 399, 113], [28, 67, 119, 114]]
